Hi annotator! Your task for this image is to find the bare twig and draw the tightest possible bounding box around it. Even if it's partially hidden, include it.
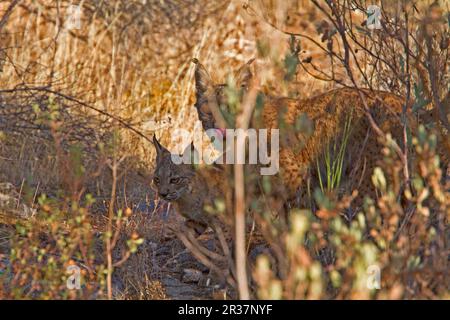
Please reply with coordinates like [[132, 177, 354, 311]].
[[105, 153, 126, 300], [0, 86, 153, 144], [233, 76, 260, 300], [0, 0, 20, 32]]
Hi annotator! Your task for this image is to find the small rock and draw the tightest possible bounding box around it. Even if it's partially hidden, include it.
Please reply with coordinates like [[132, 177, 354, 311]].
[[182, 268, 203, 283]]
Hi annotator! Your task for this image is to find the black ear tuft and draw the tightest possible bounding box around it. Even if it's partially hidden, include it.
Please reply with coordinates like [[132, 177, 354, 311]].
[[245, 58, 256, 65], [152, 135, 169, 161], [235, 58, 255, 89], [152, 134, 162, 152], [193, 59, 213, 96]]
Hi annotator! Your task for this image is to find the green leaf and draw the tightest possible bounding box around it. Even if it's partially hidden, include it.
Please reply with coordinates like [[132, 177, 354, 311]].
[[412, 81, 430, 112], [284, 54, 299, 81], [313, 188, 334, 210], [399, 55, 405, 74], [355, 25, 370, 35], [262, 175, 272, 194]]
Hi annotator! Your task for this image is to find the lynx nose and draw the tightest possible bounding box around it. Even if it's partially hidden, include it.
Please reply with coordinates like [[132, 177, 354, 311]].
[[159, 191, 169, 198]]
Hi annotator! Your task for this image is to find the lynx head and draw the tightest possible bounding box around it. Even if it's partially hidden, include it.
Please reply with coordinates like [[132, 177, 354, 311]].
[[192, 58, 254, 131], [151, 135, 195, 201]]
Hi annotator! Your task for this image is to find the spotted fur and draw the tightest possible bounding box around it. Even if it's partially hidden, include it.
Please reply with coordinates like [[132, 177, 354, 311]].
[[192, 60, 413, 206]]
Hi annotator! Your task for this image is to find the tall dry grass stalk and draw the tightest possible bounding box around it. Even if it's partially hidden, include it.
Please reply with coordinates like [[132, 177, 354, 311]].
[[1, 0, 334, 167]]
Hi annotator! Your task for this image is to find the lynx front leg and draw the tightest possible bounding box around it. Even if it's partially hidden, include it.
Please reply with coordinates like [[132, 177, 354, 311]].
[[171, 221, 236, 290], [278, 148, 307, 200], [187, 218, 237, 290], [185, 219, 208, 236]]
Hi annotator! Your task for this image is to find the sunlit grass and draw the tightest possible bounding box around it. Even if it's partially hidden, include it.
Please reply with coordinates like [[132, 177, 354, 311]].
[[316, 112, 352, 193]]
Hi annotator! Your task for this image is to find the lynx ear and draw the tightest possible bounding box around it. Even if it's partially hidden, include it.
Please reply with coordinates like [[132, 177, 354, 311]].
[[235, 58, 255, 89], [152, 135, 169, 162], [192, 58, 214, 98]]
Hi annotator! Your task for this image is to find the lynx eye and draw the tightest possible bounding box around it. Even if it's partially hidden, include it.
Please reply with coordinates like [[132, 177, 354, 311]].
[[153, 177, 160, 184], [170, 177, 181, 184]]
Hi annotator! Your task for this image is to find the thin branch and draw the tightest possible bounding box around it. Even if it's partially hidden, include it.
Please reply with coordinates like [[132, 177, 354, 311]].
[[233, 76, 260, 300], [0, 0, 20, 32], [0, 86, 153, 144]]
